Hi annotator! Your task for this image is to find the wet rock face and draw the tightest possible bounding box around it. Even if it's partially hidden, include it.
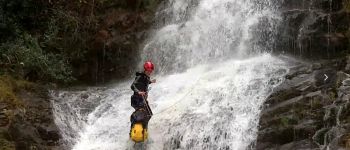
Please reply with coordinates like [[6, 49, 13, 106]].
[[274, 0, 350, 59], [76, 9, 155, 84], [0, 88, 61, 150], [256, 57, 350, 150]]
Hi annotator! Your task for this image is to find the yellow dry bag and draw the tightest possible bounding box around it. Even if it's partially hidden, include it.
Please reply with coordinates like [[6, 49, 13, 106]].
[[130, 123, 148, 143]]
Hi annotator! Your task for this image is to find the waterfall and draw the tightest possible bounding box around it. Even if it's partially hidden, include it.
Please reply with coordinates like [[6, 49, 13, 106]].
[[51, 0, 290, 149], [141, 0, 281, 74]]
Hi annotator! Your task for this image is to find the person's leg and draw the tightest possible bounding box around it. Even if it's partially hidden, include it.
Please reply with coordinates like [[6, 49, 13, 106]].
[[130, 114, 134, 136], [130, 114, 134, 128], [142, 120, 149, 130], [142, 113, 151, 130], [131, 95, 137, 109], [134, 95, 147, 109], [131, 95, 143, 110]]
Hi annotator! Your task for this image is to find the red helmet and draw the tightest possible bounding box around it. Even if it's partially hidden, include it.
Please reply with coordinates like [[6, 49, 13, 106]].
[[144, 61, 154, 71]]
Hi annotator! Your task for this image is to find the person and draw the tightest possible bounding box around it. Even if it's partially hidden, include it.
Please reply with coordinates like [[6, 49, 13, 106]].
[[130, 61, 156, 131]]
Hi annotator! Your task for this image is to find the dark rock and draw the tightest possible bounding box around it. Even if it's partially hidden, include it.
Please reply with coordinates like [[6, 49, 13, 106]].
[[1, 88, 63, 149], [305, 90, 322, 98], [278, 140, 319, 150], [0, 103, 8, 111], [37, 125, 60, 142], [274, 0, 350, 59], [8, 119, 42, 149], [338, 86, 350, 95], [257, 57, 350, 149], [322, 127, 348, 150], [80, 93, 89, 99], [312, 63, 322, 70], [266, 65, 319, 107], [264, 86, 301, 107], [262, 96, 303, 115], [345, 56, 350, 73], [314, 69, 337, 88], [76, 6, 162, 84], [339, 94, 350, 102], [0, 112, 9, 127], [285, 65, 312, 79], [336, 71, 350, 87], [342, 79, 350, 86], [257, 125, 318, 149]]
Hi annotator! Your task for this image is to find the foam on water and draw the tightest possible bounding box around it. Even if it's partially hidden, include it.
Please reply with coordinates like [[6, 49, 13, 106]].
[[52, 54, 288, 150], [51, 0, 288, 149]]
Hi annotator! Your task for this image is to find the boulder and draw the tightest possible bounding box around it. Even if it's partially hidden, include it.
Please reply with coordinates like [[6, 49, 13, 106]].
[[257, 57, 350, 149], [0, 88, 62, 150]]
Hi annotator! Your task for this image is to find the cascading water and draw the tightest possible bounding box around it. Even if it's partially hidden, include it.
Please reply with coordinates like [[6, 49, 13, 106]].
[[51, 0, 290, 150], [142, 0, 280, 73]]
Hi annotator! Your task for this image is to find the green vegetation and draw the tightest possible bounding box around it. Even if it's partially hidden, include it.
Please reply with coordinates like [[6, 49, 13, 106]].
[[0, 0, 161, 84], [0, 75, 35, 109], [0, 0, 77, 83], [280, 117, 290, 127], [0, 129, 14, 150], [344, 0, 350, 12], [0, 137, 15, 150], [0, 34, 74, 83], [345, 0, 350, 51]]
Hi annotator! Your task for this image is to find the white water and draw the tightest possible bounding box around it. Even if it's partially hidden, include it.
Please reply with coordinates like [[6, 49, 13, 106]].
[[141, 0, 280, 73], [51, 0, 290, 149]]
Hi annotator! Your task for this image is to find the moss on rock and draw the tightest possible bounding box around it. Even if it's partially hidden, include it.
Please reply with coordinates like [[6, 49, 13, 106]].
[[0, 131, 15, 150], [344, 0, 350, 12], [0, 76, 23, 109], [0, 76, 34, 109], [0, 139, 15, 150]]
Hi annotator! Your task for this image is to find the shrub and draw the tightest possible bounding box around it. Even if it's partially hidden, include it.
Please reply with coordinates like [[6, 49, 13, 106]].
[[0, 34, 74, 83], [0, 75, 27, 109]]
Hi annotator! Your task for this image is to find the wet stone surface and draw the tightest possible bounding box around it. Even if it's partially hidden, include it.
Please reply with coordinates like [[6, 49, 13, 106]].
[[256, 56, 350, 150]]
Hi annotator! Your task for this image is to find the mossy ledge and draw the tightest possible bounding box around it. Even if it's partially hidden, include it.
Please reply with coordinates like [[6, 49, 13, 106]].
[[0, 76, 61, 150]]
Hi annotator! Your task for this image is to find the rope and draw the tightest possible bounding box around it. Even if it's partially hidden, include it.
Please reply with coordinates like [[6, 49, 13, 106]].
[[142, 95, 153, 116], [150, 76, 202, 117]]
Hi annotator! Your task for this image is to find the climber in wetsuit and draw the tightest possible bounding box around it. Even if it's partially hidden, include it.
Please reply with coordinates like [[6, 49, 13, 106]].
[[130, 61, 156, 130]]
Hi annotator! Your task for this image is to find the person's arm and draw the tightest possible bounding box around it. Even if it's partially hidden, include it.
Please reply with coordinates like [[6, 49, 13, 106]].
[[149, 79, 156, 84], [131, 76, 147, 96], [131, 76, 141, 93]]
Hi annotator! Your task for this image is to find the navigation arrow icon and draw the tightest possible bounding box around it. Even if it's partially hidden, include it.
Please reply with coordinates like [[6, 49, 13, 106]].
[[324, 74, 328, 81]]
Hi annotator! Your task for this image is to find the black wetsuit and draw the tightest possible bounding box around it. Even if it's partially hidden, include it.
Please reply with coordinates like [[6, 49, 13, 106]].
[[130, 72, 152, 129], [130, 72, 152, 109]]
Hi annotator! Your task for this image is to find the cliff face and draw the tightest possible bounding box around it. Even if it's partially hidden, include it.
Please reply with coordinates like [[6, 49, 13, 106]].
[[256, 56, 350, 149], [52, 0, 162, 84], [256, 1, 350, 149], [0, 78, 60, 150], [275, 0, 350, 59], [56, 1, 162, 84], [77, 8, 155, 83]]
